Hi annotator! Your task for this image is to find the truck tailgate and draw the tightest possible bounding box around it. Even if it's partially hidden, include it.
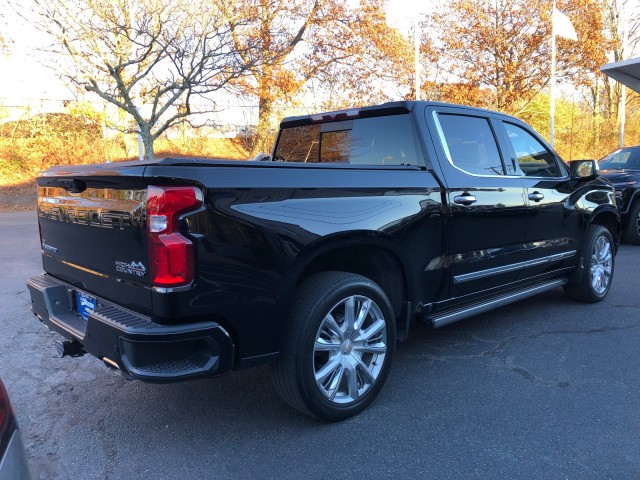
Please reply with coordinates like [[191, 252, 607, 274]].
[[36, 164, 152, 314]]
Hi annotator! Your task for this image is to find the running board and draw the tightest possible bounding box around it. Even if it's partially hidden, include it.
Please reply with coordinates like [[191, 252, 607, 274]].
[[427, 279, 568, 328]]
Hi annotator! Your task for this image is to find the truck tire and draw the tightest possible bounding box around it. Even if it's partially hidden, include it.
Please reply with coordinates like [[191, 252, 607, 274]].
[[272, 271, 396, 421], [563, 225, 614, 303], [622, 200, 640, 245]]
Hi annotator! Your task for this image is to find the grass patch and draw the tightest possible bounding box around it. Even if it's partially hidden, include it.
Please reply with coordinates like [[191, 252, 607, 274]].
[[0, 136, 250, 186]]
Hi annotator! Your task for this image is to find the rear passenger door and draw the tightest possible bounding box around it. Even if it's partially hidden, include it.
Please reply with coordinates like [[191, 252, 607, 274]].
[[425, 106, 528, 299], [496, 120, 581, 279]]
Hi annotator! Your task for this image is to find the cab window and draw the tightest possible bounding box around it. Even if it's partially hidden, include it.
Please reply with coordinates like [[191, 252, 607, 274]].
[[503, 122, 561, 177], [436, 114, 506, 176], [599, 148, 640, 169], [273, 115, 420, 166]]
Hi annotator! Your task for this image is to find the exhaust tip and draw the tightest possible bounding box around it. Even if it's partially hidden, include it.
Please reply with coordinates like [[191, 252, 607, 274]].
[[103, 357, 133, 380], [102, 357, 120, 370]]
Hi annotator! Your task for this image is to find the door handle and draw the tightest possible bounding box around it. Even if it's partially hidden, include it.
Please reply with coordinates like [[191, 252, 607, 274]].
[[528, 192, 544, 202], [454, 195, 477, 206]]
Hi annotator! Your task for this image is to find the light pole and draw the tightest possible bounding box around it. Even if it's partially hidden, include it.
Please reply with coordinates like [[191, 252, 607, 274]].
[[619, 6, 627, 148]]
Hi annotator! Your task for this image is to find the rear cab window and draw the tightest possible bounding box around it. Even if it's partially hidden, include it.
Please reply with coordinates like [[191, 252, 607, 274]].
[[273, 115, 420, 166]]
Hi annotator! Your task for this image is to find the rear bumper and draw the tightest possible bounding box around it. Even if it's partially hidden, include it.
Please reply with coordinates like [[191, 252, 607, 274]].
[[27, 273, 235, 382]]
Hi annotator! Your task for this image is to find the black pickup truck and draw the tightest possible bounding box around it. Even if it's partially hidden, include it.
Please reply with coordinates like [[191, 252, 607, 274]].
[[598, 145, 640, 244], [27, 101, 619, 421]]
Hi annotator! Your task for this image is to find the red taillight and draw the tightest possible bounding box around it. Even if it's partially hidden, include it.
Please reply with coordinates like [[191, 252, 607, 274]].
[[0, 379, 15, 448], [147, 186, 203, 288]]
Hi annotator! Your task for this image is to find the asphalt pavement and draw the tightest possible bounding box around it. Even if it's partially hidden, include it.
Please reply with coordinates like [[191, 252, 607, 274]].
[[1, 211, 639, 479]]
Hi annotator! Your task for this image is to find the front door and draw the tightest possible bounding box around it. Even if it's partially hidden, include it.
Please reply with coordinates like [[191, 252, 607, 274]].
[[497, 120, 582, 280]]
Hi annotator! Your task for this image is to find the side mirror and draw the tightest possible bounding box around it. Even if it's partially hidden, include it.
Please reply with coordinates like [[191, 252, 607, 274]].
[[569, 159, 599, 179]]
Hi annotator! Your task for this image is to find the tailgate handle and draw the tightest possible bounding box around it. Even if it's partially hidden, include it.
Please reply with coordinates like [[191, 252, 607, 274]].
[[59, 179, 87, 193]]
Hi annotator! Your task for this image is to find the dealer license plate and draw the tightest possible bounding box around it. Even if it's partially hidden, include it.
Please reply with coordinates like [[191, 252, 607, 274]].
[[76, 291, 96, 321]]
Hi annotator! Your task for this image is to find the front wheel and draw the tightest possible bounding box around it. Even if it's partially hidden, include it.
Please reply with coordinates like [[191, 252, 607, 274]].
[[272, 272, 396, 421], [564, 225, 615, 303]]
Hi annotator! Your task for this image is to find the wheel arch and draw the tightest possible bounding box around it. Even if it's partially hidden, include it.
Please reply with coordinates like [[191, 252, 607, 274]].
[[588, 206, 621, 249], [286, 234, 412, 324], [620, 188, 640, 214]]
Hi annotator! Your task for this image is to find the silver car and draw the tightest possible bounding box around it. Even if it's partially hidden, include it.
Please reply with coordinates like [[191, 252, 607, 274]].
[[0, 378, 30, 480]]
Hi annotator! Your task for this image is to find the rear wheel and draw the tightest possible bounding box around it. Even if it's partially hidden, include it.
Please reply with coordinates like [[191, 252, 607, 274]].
[[272, 272, 395, 421], [622, 200, 640, 245], [564, 225, 614, 303]]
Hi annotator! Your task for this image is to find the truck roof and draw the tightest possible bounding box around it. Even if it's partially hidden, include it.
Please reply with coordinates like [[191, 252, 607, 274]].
[[280, 100, 522, 128]]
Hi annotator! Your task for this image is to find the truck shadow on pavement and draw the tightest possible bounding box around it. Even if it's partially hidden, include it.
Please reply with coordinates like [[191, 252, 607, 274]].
[[21, 278, 640, 479], [64, 285, 615, 426]]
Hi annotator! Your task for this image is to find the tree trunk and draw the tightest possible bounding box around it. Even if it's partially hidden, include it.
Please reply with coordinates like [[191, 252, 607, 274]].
[[139, 124, 155, 160], [255, 64, 275, 155], [256, 94, 273, 155]]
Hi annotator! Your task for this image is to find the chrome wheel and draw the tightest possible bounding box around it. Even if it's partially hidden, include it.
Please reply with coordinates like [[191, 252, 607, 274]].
[[564, 226, 615, 303], [590, 235, 613, 295], [313, 295, 387, 405], [273, 272, 395, 420]]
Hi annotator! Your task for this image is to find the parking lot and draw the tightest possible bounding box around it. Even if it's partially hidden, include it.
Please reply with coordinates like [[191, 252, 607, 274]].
[[1, 210, 639, 479]]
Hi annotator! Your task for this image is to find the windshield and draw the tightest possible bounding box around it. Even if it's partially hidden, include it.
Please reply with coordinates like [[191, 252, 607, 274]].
[[598, 147, 640, 170]]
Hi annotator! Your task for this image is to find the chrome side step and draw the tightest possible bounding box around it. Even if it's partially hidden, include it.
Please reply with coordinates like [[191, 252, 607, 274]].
[[427, 279, 568, 328]]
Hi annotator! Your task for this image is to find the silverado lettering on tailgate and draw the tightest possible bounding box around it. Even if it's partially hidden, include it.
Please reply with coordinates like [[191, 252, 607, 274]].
[[38, 205, 132, 230]]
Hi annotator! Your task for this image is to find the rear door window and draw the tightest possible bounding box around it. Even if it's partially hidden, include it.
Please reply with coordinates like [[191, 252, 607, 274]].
[[435, 114, 506, 176], [273, 115, 420, 166]]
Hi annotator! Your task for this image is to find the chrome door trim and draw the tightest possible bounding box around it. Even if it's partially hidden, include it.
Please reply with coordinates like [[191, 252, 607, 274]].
[[453, 250, 577, 284]]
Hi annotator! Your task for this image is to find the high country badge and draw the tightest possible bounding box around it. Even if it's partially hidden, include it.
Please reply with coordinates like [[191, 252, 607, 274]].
[[115, 260, 147, 277]]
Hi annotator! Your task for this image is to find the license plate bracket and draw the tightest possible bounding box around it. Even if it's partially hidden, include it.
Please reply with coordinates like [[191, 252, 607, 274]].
[[76, 291, 96, 321]]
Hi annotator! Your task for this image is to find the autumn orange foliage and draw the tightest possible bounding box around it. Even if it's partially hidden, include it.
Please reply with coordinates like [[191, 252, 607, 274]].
[[1, 0, 639, 187], [224, 0, 412, 153], [0, 133, 249, 187]]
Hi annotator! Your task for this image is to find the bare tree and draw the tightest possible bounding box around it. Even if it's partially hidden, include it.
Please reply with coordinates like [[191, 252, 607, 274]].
[[29, 0, 253, 159]]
